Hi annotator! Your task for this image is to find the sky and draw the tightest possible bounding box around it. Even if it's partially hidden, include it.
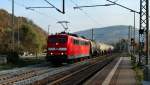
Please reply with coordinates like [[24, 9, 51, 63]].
[[0, 0, 139, 33]]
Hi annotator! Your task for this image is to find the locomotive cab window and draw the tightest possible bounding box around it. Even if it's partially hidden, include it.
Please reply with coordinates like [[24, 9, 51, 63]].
[[49, 37, 67, 43], [59, 37, 67, 43]]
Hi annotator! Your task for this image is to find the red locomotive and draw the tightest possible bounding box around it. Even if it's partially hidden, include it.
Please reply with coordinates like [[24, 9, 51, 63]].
[[46, 33, 90, 64]]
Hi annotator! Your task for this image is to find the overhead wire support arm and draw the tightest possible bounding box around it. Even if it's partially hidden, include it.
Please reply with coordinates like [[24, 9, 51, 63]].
[[44, 0, 65, 14], [26, 0, 65, 14], [106, 0, 140, 14], [73, 4, 114, 9], [26, 7, 54, 9]]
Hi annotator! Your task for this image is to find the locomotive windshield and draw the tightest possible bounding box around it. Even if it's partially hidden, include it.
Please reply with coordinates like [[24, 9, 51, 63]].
[[49, 37, 67, 43]]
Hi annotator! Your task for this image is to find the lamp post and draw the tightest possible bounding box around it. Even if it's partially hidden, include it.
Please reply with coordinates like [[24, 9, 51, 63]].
[[12, 0, 15, 52], [130, 11, 136, 62], [17, 18, 20, 53], [48, 25, 50, 35], [133, 12, 136, 55], [128, 26, 131, 54], [92, 28, 94, 41]]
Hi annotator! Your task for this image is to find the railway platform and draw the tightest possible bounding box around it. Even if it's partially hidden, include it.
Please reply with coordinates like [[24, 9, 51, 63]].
[[84, 57, 136, 85]]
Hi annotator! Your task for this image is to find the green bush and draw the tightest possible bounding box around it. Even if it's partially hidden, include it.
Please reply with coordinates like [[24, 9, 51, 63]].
[[7, 51, 20, 64]]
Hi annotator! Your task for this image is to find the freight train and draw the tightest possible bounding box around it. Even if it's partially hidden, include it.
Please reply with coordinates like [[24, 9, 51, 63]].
[[46, 32, 114, 64]]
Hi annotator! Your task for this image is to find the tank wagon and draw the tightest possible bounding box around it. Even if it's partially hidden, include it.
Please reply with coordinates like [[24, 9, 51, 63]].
[[96, 43, 114, 55]]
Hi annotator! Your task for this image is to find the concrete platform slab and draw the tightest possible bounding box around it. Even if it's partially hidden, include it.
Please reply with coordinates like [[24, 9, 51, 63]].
[[109, 57, 136, 85], [84, 57, 136, 85]]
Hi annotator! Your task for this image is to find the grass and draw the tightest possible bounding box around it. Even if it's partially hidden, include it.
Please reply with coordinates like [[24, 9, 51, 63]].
[[0, 64, 17, 71], [132, 62, 144, 85], [0, 58, 45, 71], [125, 53, 144, 85]]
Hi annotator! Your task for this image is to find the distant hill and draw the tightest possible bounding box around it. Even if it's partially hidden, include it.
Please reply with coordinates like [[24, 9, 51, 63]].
[[0, 9, 47, 54], [75, 25, 138, 44]]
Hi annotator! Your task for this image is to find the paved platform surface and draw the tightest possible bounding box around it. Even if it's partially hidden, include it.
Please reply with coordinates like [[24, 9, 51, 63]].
[[109, 57, 136, 85], [84, 57, 136, 85]]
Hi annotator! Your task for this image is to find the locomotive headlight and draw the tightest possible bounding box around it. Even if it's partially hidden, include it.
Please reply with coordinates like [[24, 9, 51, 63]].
[[56, 43, 59, 45], [61, 53, 64, 55], [50, 53, 53, 55]]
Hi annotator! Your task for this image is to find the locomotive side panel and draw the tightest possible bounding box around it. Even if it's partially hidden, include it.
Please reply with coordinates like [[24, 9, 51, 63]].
[[67, 36, 90, 60]]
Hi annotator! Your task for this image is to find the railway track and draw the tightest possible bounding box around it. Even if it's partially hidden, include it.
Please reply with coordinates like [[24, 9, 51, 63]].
[[0, 56, 114, 85], [24, 57, 113, 85], [0, 60, 90, 85], [0, 63, 52, 84], [0, 63, 47, 76], [14, 61, 91, 85], [46, 57, 114, 85]]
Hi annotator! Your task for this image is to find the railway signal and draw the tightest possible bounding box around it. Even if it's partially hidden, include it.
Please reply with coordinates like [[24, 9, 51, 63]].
[[131, 38, 135, 46]]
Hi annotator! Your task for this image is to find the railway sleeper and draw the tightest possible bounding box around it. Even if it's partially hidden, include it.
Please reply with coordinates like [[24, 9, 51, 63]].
[[48, 57, 114, 85]]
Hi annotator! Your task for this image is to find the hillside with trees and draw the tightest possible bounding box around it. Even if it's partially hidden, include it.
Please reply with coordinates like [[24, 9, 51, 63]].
[[75, 25, 139, 44], [0, 9, 47, 55]]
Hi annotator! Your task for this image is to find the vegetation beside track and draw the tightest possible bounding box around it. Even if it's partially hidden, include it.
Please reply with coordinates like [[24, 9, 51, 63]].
[[0, 57, 45, 71], [131, 54, 144, 85], [132, 64, 143, 85], [0, 9, 47, 59]]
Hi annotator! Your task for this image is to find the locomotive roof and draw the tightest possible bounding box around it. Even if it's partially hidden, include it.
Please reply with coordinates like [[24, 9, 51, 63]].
[[49, 32, 88, 40], [48, 33, 91, 42]]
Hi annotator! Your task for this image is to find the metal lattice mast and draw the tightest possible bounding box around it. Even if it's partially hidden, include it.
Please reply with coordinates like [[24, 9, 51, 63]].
[[139, 0, 149, 65]]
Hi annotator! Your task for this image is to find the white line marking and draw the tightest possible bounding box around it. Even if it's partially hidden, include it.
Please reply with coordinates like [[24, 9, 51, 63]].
[[102, 57, 122, 85]]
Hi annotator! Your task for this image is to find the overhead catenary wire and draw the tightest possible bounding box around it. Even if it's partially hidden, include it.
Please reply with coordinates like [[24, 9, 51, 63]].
[[7, 0, 63, 34], [106, 0, 140, 14], [7, 0, 59, 22], [6, 0, 77, 33], [114, 0, 119, 2], [70, 0, 101, 26], [7, 0, 103, 32], [73, 0, 120, 9]]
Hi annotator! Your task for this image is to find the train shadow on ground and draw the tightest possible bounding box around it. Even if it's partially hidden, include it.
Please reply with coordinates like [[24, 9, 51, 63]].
[[47, 62, 70, 67]]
